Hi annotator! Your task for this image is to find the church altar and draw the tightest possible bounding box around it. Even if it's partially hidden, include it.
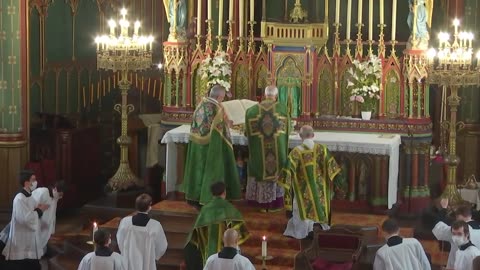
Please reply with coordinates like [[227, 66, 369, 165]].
[[161, 125, 401, 209]]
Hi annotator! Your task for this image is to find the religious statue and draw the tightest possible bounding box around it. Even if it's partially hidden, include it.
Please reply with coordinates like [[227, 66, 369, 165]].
[[163, 0, 186, 41], [407, 0, 434, 50]]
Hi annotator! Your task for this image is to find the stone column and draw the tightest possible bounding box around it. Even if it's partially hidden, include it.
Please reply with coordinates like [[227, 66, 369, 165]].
[[0, 1, 29, 208]]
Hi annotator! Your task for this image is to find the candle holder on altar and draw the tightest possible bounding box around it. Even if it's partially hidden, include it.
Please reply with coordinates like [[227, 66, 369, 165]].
[[367, 39, 374, 55], [226, 20, 235, 52], [216, 35, 223, 51], [332, 23, 341, 55], [355, 23, 364, 57], [426, 18, 480, 205], [345, 39, 352, 57], [195, 34, 202, 49], [247, 21, 256, 53], [377, 23, 386, 57], [205, 19, 214, 51], [95, 8, 152, 191], [390, 40, 397, 57], [255, 255, 274, 270]]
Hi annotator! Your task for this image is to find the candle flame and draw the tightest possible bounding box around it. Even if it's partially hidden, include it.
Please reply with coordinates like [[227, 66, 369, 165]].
[[93, 222, 97, 227], [262, 236, 266, 241], [453, 18, 460, 27]]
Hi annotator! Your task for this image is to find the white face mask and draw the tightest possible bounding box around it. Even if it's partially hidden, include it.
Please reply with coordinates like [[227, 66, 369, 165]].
[[452, 235, 468, 247], [30, 181, 38, 191]]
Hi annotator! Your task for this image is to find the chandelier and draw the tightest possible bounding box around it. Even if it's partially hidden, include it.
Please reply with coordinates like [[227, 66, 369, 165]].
[[94, 8, 153, 191]]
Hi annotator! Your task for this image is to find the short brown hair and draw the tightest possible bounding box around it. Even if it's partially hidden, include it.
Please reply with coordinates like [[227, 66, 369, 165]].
[[455, 205, 473, 218], [135, 193, 152, 212], [382, 219, 400, 234], [451, 220, 470, 237], [94, 229, 111, 246]]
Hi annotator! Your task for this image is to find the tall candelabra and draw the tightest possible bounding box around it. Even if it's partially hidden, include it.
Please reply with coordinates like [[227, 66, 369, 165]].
[[427, 19, 480, 204], [95, 8, 153, 191]]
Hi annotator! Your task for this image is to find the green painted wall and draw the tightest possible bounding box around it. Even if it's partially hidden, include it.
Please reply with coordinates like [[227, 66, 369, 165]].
[[0, 0, 22, 133]]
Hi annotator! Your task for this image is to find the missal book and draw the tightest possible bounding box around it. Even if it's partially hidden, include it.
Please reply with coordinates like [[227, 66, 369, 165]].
[[221, 99, 258, 125]]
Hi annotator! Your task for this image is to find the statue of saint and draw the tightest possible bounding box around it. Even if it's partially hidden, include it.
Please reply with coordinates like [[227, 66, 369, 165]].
[[163, 0, 186, 40], [407, 0, 434, 50]]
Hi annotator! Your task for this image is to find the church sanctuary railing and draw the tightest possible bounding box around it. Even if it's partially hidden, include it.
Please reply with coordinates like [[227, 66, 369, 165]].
[[260, 22, 328, 46]]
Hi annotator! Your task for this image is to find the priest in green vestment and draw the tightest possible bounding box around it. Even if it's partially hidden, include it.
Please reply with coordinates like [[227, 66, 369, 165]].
[[184, 182, 250, 269], [245, 85, 289, 211], [279, 125, 342, 239], [181, 85, 241, 206]]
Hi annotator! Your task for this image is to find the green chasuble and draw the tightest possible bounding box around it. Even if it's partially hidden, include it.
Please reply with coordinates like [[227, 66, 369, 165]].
[[186, 197, 250, 265], [279, 143, 341, 224], [245, 99, 289, 181], [181, 97, 241, 205], [278, 85, 301, 118]]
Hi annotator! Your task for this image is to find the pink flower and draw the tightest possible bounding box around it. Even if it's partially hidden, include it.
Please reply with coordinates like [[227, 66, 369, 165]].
[[356, 96, 365, 103], [350, 96, 356, 101]]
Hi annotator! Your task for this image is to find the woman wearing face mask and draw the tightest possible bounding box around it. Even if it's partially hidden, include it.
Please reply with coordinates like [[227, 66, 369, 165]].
[[31, 181, 65, 257], [2, 170, 49, 270], [450, 220, 480, 270], [78, 229, 127, 270]]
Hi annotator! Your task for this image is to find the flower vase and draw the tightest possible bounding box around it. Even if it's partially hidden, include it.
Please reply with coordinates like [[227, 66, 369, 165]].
[[361, 111, 372, 120]]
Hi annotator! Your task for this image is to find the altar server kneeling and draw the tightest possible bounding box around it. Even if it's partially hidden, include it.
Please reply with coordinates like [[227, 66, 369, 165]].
[[374, 219, 431, 270], [203, 228, 255, 270], [117, 193, 168, 270], [78, 229, 126, 270]]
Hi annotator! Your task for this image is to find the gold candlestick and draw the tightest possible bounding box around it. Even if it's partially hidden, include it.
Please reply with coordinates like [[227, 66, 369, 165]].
[[205, 19, 214, 52], [226, 20, 235, 52], [378, 23, 386, 57], [248, 21, 256, 53], [355, 23, 364, 57], [217, 36, 223, 51], [345, 39, 352, 57], [390, 40, 397, 57], [333, 23, 341, 55], [196, 34, 202, 49], [368, 40, 373, 56]]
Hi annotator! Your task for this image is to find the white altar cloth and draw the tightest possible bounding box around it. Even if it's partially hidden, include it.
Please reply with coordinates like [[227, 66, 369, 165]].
[[161, 125, 402, 209]]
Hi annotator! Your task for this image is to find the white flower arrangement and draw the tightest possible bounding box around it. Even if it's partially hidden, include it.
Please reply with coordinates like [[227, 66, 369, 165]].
[[199, 52, 232, 91], [347, 55, 382, 111]]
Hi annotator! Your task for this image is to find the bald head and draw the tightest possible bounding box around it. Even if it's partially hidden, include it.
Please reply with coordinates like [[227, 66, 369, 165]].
[[299, 125, 314, 140], [264, 85, 278, 98], [223, 228, 239, 247], [209, 85, 226, 102]]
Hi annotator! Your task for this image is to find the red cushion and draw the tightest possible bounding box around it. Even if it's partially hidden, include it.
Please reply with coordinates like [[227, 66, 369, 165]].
[[312, 258, 353, 270], [317, 234, 359, 250]]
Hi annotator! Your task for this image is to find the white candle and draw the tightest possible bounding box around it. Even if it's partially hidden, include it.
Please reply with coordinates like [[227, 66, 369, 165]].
[[335, 0, 340, 24], [357, 0, 363, 25], [134, 21, 140, 36], [346, 0, 352, 39], [239, 0, 244, 36], [380, 0, 384, 25], [368, 0, 373, 40], [250, 0, 254, 21], [229, 0, 233, 20], [197, 0, 202, 35], [208, 0, 212, 20], [391, 0, 397, 40], [93, 222, 98, 243], [262, 236, 267, 257], [218, 0, 224, 35]]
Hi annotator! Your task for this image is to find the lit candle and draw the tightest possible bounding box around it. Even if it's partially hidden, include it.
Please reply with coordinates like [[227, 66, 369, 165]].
[[262, 236, 267, 257], [134, 21, 140, 36], [380, 0, 384, 25], [335, 0, 340, 24], [391, 0, 397, 41], [218, 0, 224, 36], [229, 0, 233, 20], [93, 222, 98, 243], [346, 0, 352, 39], [250, 0, 254, 21], [368, 0, 373, 40], [357, 0, 363, 25], [109, 20, 116, 36], [239, 0, 244, 36], [208, 0, 212, 20], [197, 0, 202, 35]]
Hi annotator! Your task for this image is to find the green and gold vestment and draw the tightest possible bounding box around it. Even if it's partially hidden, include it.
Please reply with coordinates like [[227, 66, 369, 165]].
[[279, 143, 341, 224], [181, 97, 241, 205]]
